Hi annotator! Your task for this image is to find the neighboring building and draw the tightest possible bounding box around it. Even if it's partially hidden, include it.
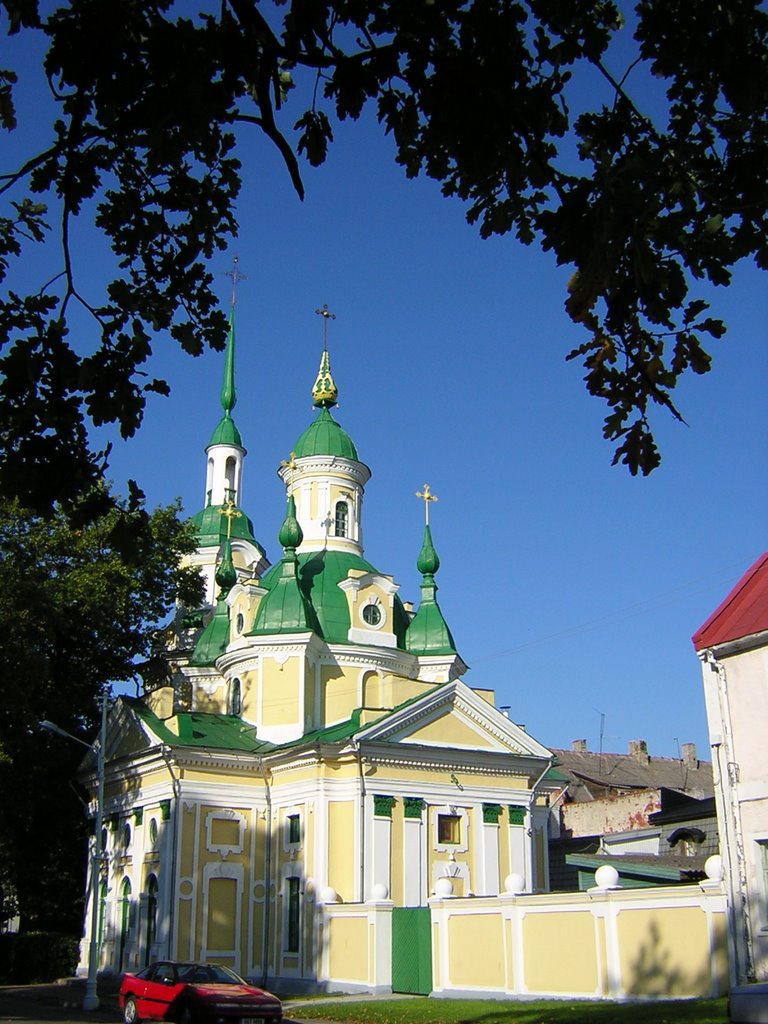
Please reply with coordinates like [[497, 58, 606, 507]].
[[78, 309, 558, 987], [548, 739, 716, 890], [693, 552, 768, 986]]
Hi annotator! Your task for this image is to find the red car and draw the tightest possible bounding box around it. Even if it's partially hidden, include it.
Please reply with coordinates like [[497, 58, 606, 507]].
[[119, 961, 283, 1024]]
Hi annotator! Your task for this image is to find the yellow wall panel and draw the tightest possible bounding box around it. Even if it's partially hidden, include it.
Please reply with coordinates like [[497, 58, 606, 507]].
[[322, 665, 357, 725], [179, 808, 196, 878], [262, 659, 300, 726], [327, 916, 369, 982], [523, 911, 598, 994], [712, 912, 729, 993], [210, 818, 240, 847], [617, 906, 713, 997], [327, 802, 355, 902], [447, 913, 505, 988], [176, 898, 192, 960], [206, 877, 238, 950]]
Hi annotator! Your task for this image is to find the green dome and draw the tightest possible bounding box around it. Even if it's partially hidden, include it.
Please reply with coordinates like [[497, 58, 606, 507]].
[[189, 598, 231, 666], [256, 549, 409, 646], [191, 503, 261, 550], [293, 407, 359, 461], [208, 414, 243, 448], [278, 495, 303, 550]]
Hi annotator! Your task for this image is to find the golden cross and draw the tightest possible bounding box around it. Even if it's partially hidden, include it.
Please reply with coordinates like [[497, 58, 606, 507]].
[[220, 499, 242, 539], [225, 254, 247, 307], [280, 451, 299, 492], [416, 484, 438, 525], [315, 303, 336, 351]]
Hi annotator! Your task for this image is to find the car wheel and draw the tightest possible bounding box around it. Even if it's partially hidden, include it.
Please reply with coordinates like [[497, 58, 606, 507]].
[[124, 996, 141, 1024], [178, 1005, 194, 1024]]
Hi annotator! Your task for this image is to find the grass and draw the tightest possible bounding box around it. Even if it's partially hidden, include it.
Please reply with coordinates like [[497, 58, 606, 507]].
[[289, 995, 728, 1024]]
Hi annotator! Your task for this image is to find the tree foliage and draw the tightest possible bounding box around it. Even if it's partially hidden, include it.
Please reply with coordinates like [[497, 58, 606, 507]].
[[1, 0, 766, 496], [0, 492, 202, 931]]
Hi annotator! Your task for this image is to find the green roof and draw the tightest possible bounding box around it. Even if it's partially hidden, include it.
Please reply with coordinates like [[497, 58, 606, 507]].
[[405, 524, 457, 656], [293, 407, 360, 461], [189, 599, 231, 666], [543, 765, 570, 782], [127, 699, 272, 752], [127, 683, 443, 753], [405, 589, 457, 656], [191, 503, 261, 550], [208, 413, 243, 448], [256, 549, 409, 646]]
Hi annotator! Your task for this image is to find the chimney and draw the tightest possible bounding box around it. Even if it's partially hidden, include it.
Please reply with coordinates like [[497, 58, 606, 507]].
[[681, 742, 698, 768], [571, 739, 588, 752], [628, 739, 650, 764]]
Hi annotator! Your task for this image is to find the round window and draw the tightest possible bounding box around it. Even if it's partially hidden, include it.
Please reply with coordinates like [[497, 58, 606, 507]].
[[362, 604, 382, 626], [236, 612, 244, 634], [149, 818, 158, 844]]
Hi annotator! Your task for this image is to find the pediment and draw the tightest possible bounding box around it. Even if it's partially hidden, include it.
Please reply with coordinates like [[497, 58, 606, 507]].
[[388, 704, 517, 752], [357, 679, 552, 760], [102, 698, 160, 762]]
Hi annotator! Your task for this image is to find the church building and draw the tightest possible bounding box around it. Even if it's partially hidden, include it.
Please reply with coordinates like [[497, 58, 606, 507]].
[[79, 304, 557, 989]]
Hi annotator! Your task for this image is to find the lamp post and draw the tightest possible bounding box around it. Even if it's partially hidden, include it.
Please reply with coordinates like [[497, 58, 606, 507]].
[[41, 691, 107, 1011]]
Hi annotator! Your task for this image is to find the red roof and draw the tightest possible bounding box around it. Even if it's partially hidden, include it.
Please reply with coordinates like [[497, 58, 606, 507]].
[[692, 552, 768, 650]]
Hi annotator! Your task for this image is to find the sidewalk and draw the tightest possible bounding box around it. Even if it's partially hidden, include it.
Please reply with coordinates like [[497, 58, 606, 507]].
[[0, 977, 120, 1022], [0, 978, 412, 1024]]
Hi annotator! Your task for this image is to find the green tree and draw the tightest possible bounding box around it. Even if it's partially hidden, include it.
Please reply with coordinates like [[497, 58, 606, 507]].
[[0, 493, 202, 932], [1, 0, 766, 499]]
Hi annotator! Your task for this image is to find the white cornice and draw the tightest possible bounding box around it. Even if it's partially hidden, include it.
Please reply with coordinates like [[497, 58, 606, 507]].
[[283, 454, 371, 486]]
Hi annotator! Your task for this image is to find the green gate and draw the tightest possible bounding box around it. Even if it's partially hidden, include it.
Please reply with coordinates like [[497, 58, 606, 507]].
[[391, 907, 432, 995]]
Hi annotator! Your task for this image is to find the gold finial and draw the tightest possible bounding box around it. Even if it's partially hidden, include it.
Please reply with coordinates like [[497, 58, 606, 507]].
[[416, 484, 438, 525], [280, 451, 299, 493], [225, 254, 247, 308], [315, 303, 336, 352], [220, 499, 242, 539]]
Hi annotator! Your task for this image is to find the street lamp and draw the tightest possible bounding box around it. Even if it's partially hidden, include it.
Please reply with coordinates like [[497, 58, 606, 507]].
[[40, 692, 107, 1012]]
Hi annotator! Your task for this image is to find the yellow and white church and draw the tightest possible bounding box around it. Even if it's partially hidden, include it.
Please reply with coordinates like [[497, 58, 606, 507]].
[[80, 306, 559, 991]]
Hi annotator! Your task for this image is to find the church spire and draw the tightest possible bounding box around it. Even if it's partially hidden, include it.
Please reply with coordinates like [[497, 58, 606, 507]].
[[219, 308, 236, 420], [249, 493, 319, 636], [312, 305, 338, 408], [405, 486, 457, 656], [217, 256, 245, 421], [189, 538, 237, 666]]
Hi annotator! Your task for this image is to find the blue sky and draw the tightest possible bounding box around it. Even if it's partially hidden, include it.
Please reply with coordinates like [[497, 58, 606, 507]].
[[6, 9, 767, 760]]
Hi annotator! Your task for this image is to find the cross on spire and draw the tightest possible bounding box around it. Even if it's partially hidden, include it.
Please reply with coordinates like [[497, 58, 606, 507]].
[[225, 255, 247, 307], [220, 499, 242, 539], [416, 484, 438, 525], [280, 451, 299, 493], [315, 303, 336, 351]]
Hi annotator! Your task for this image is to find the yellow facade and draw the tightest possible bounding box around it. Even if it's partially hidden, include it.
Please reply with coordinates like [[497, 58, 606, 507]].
[[327, 801, 356, 901], [616, 906, 718, 997], [327, 916, 369, 982], [522, 910, 599, 994], [447, 913, 505, 988]]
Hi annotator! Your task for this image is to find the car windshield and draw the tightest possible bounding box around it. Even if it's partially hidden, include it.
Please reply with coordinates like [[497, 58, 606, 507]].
[[177, 964, 245, 985]]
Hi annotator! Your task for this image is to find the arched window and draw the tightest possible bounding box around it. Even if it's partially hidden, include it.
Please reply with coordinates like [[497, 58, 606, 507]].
[[224, 457, 236, 503], [334, 501, 348, 538], [230, 678, 242, 717], [144, 874, 159, 966], [118, 877, 132, 972], [122, 822, 131, 849], [97, 881, 107, 951]]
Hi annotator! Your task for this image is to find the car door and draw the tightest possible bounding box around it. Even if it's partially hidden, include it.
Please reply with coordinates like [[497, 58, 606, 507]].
[[140, 962, 182, 1021]]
